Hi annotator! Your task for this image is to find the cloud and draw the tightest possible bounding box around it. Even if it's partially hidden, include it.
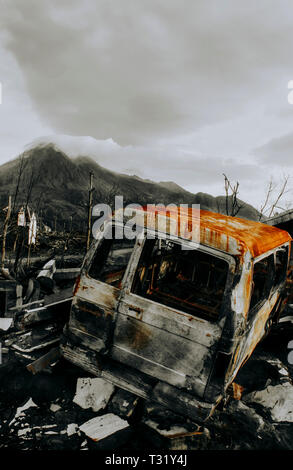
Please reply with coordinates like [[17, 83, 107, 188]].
[[254, 132, 293, 166], [2, 0, 293, 145]]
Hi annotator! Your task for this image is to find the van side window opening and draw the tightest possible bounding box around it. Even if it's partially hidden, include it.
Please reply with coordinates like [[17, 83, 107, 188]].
[[89, 235, 135, 288], [131, 238, 229, 321], [274, 247, 288, 287], [249, 254, 274, 314]]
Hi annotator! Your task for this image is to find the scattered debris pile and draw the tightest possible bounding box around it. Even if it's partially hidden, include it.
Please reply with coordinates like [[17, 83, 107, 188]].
[[1, 207, 293, 450], [1, 319, 293, 450], [0, 257, 78, 371]]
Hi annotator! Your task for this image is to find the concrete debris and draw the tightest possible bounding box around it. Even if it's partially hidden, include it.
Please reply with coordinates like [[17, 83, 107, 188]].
[[50, 403, 62, 413], [66, 423, 79, 436], [80, 439, 88, 450], [79, 413, 129, 442], [9, 398, 38, 427], [17, 428, 31, 437], [244, 382, 293, 422], [73, 377, 115, 412], [0, 318, 13, 331], [0, 226, 293, 450]]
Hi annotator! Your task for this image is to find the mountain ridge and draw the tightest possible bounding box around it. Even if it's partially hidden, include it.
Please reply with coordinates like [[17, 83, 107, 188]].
[[0, 143, 260, 230]]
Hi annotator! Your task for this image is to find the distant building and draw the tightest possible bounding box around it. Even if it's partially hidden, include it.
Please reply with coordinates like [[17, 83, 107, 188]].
[[266, 209, 293, 238]]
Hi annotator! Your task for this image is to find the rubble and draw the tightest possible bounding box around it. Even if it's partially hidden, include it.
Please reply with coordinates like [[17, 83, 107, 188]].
[[66, 423, 79, 436], [0, 346, 293, 450], [244, 382, 293, 423], [0, 318, 13, 331], [26, 347, 61, 374], [50, 403, 61, 413], [73, 377, 115, 412], [142, 416, 209, 450], [79, 413, 130, 447], [108, 388, 140, 419], [0, 209, 293, 451], [9, 398, 38, 427]]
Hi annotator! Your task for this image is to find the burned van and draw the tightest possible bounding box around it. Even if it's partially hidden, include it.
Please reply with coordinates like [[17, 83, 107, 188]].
[[61, 207, 291, 422]]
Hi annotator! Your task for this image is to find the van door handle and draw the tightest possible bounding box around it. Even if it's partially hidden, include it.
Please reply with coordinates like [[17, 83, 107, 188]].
[[128, 305, 143, 314]]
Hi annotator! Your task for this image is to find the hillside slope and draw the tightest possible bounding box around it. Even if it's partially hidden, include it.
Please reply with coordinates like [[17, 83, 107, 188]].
[[0, 143, 260, 230]]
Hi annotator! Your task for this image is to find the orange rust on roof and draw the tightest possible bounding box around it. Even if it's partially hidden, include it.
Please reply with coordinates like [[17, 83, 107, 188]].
[[120, 206, 291, 258]]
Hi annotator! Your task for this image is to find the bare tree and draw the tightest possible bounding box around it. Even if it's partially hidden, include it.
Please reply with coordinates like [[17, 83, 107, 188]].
[[258, 176, 290, 221], [11, 153, 28, 218], [1, 196, 11, 273], [223, 174, 244, 217], [13, 165, 41, 273], [86, 172, 94, 251]]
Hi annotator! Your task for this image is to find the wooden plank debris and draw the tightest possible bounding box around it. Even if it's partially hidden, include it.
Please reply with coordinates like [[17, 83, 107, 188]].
[[26, 346, 61, 374]]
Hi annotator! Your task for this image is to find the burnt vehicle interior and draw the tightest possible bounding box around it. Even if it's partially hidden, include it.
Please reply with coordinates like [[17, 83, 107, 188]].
[[88, 236, 135, 288], [88, 226, 230, 323], [249, 247, 289, 316], [131, 238, 229, 322]]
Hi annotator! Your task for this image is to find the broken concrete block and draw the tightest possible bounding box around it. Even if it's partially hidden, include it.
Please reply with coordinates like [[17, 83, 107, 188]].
[[17, 427, 31, 437], [67, 423, 79, 436], [50, 403, 62, 413], [73, 377, 115, 412], [79, 413, 130, 449], [0, 318, 13, 331], [108, 388, 139, 419], [244, 382, 293, 422]]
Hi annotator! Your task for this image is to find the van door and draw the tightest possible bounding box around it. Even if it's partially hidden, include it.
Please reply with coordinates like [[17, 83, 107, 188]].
[[69, 223, 136, 353], [110, 234, 231, 399], [232, 246, 289, 376]]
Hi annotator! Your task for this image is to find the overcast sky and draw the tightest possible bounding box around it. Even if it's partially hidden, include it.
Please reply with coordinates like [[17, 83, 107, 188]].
[[0, 0, 293, 213]]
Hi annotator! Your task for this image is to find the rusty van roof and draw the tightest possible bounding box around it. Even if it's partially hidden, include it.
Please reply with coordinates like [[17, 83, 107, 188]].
[[197, 209, 291, 258], [120, 206, 291, 259]]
